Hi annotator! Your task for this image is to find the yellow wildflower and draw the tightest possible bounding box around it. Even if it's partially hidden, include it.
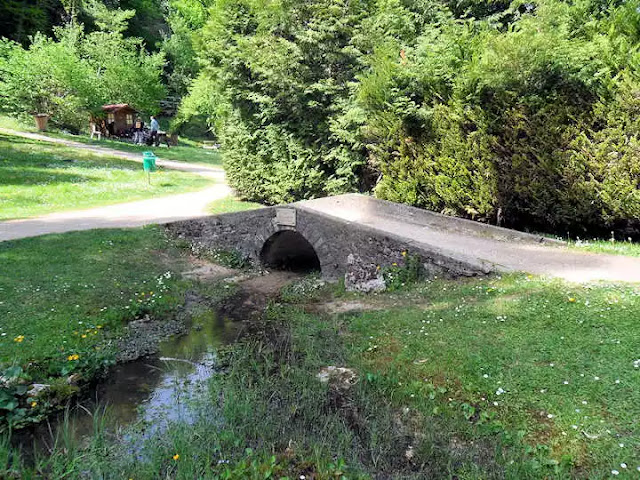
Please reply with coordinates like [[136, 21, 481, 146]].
[[81, 334, 87, 339], [173, 454, 180, 461], [31, 401, 37, 408], [401, 251, 407, 257], [14, 335, 24, 343], [67, 354, 80, 361], [568, 298, 576, 303]]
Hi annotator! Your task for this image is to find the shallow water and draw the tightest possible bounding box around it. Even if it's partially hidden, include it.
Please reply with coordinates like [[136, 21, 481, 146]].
[[21, 305, 241, 454], [20, 271, 301, 454], [90, 309, 239, 434]]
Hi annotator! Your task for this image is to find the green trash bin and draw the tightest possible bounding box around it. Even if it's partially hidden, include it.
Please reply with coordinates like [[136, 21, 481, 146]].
[[142, 151, 157, 172]]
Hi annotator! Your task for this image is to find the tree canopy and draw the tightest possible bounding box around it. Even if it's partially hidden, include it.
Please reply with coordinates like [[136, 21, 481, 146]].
[[0, 2, 166, 131]]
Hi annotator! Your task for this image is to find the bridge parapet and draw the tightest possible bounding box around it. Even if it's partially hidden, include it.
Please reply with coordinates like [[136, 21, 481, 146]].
[[165, 197, 493, 282], [166, 194, 640, 284]]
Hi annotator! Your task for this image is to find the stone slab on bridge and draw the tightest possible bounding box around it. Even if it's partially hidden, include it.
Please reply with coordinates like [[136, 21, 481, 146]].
[[166, 194, 640, 284]]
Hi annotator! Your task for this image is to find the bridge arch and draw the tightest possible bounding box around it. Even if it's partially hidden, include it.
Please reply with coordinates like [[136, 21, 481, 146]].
[[260, 229, 322, 273]]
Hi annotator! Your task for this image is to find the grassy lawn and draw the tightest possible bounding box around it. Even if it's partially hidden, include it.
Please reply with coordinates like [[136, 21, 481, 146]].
[[59, 134, 223, 167], [342, 275, 640, 477], [569, 239, 640, 257], [0, 115, 223, 167], [5, 270, 639, 478], [207, 196, 263, 214], [0, 116, 37, 133], [0, 132, 213, 220], [0, 227, 186, 368]]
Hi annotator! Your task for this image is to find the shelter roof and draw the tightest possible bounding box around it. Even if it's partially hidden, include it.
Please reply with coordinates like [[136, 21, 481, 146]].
[[102, 104, 137, 113]]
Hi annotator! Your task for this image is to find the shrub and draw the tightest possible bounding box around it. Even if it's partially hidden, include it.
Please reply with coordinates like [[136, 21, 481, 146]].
[[197, 0, 372, 204], [190, 0, 640, 237]]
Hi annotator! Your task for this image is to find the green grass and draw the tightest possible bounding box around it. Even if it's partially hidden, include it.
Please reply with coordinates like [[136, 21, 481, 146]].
[[6, 271, 640, 478], [0, 227, 197, 427], [59, 134, 223, 167], [0, 132, 213, 220], [0, 227, 192, 374], [569, 238, 640, 257], [341, 275, 640, 477], [207, 196, 263, 215], [0, 115, 37, 133], [0, 115, 222, 167]]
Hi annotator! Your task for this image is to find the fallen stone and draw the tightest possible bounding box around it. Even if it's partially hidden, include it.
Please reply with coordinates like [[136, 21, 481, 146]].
[[316, 366, 358, 392], [28, 383, 50, 397], [66, 374, 82, 386]]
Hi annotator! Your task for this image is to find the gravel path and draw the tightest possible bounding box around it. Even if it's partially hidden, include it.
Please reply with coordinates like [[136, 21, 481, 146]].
[[0, 129, 230, 242]]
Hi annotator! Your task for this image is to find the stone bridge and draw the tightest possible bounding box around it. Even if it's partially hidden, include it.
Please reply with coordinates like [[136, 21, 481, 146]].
[[164, 194, 640, 285]]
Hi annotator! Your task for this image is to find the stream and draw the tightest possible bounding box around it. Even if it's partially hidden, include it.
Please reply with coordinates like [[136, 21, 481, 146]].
[[18, 271, 301, 454]]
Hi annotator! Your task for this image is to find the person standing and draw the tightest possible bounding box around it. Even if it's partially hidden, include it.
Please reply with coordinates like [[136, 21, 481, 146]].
[[150, 115, 160, 147]]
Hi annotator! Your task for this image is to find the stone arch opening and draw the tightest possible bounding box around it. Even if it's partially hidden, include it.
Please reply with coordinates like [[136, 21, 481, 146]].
[[260, 230, 321, 273]]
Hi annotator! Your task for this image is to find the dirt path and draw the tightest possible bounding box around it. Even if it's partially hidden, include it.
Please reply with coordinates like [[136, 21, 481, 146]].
[[0, 128, 230, 242]]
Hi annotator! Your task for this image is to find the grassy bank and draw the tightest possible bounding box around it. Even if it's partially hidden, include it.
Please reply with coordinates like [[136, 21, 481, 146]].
[[0, 227, 199, 428], [568, 239, 640, 257], [0, 132, 212, 220], [5, 273, 639, 478], [207, 196, 263, 215]]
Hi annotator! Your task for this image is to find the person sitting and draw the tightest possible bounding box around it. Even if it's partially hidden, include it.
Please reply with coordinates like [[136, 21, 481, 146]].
[[133, 117, 144, 144]]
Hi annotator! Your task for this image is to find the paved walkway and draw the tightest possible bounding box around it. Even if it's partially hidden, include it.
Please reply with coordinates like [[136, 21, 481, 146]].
[[297, 194, 640, 283], [0, 129, 230, 242]]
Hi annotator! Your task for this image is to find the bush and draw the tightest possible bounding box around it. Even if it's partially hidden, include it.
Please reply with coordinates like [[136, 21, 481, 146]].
[[196, 0, 372, 204], [188, 0, 640, 237], [359, 0, 640, 236]]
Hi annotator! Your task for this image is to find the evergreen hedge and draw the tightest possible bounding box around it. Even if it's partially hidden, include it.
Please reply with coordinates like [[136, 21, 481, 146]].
[[192, 0, 640, 237]]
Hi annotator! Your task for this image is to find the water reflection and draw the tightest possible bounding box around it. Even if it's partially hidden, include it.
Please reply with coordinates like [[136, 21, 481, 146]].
[[24, 308, 239, 451]]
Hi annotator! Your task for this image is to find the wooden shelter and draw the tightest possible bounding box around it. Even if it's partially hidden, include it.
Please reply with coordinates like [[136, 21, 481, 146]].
[[102, 104, 137, 136]]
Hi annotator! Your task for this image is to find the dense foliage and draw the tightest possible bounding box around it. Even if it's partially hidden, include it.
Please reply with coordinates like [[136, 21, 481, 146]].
[[191, 0, 640, 237], [2, 0, 639, 236], [0, 4, 166, 132], [188, 0, 374, 203], [0, 0, 167, 47]]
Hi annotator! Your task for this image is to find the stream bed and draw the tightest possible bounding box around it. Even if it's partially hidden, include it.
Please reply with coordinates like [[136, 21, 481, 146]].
[[19, 271, 301, 454]]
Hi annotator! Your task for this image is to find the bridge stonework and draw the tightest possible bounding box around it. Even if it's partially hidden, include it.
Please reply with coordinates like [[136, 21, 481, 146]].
[[165, 202, 491, 282]]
